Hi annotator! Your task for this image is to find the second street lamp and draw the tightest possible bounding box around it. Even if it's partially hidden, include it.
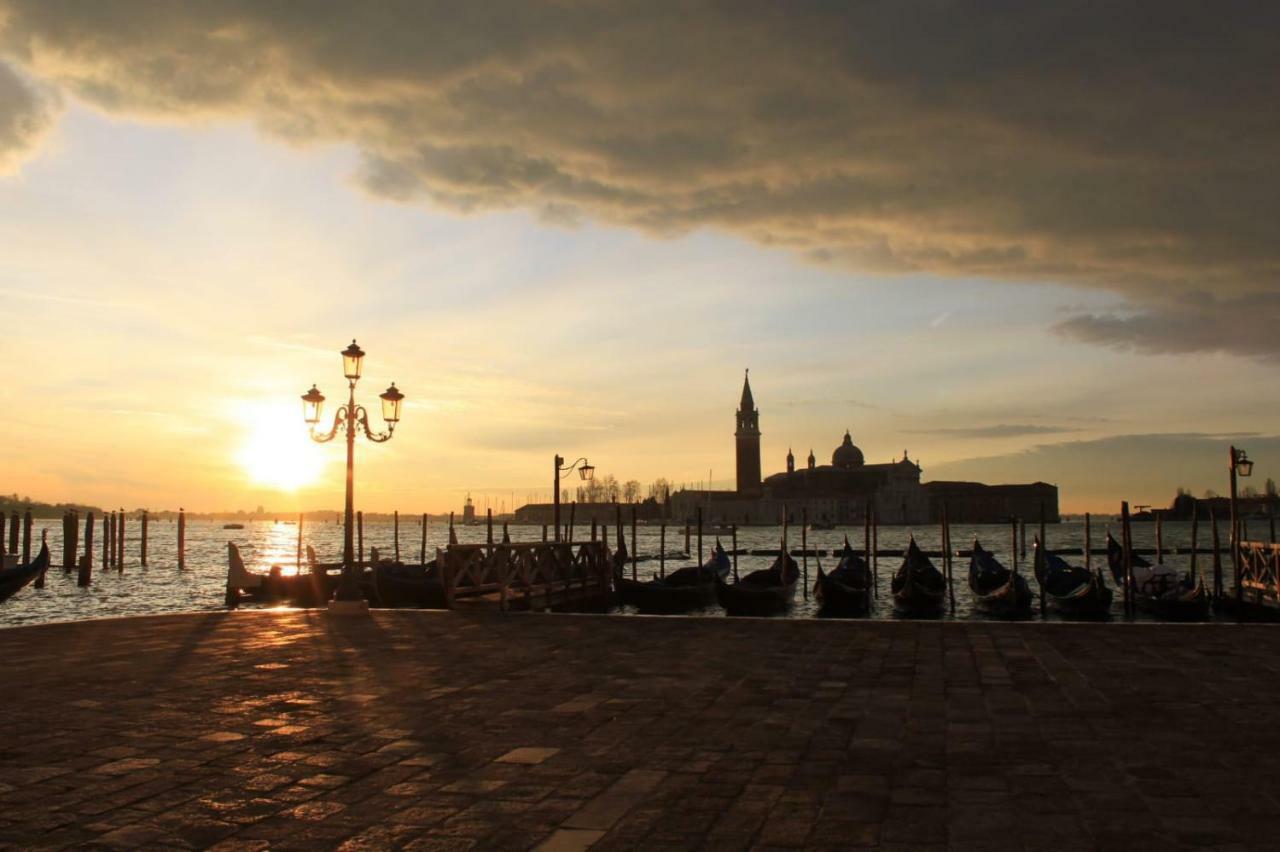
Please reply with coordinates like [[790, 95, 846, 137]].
[[303, 339, 404, 605], [553, 455, 595, 542]]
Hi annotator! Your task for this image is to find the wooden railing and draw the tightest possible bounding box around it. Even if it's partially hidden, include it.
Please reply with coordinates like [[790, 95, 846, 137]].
[[439, 540, 614, 611], [1238, 541, 1280, 602]]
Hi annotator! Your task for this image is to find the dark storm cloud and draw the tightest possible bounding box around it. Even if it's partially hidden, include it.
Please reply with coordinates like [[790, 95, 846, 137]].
[[0, 59, 55, 173], [1, 1, 1276, 355]]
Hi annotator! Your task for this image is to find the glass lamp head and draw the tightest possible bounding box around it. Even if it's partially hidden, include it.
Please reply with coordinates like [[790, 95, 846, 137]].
[[578, 461, 595, 481], [379, 383, 405, 423], [342, 339, 366, 381], [301, 385, 325, 425]]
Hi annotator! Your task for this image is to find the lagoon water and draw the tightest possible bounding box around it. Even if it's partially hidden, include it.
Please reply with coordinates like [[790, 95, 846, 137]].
[[0, 517, 1234, 628]]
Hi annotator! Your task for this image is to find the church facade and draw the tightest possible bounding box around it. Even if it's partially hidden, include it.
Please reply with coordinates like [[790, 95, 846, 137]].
[[669, 372, 1058, 526]]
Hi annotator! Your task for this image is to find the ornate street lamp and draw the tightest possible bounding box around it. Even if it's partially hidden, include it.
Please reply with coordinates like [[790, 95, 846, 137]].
[[1228, 445, 1255, 604], [553, 455, 595, 542], [303, 339, 404, 604]]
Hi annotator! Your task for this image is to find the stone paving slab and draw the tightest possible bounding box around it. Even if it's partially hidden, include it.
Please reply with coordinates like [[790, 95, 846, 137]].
[[2, 611, 1280, 849]]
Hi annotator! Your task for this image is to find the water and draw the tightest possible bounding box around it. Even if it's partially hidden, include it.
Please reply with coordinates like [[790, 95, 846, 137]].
[[0, 517, 1236, 628]]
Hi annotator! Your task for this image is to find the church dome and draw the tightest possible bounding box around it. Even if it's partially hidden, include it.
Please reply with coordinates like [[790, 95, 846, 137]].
[[832, 431, 865, 469]]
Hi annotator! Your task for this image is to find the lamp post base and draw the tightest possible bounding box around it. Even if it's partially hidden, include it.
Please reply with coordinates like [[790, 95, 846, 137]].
[[327, 598, 370, 616]]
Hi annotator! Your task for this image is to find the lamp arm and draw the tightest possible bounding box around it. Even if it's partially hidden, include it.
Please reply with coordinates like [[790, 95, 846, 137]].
[[309, 406, 348, 443], [557, 457, 590, 478], [357, 406, 395, 443]]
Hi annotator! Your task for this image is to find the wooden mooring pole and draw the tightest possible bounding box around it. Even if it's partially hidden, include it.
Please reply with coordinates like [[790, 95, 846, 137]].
[[942, 504, 955, 614], [357, 510, 364, 566], [660, 522, 667, 579], [394, 510, 400, 562], [177, 508, 186, 570], [486, 509, 494, 556], [685, 521, 691, 555], [22, 509, 32, 565], [631, 505, 637, 581], [1021, 519, 1027, 560], [567, 502, 576, 543], [0, 511, 6, 556], [1011, 518, 1018, 574], [140, 510, 149, 567], [801, 508, 809, 601], [1210, 506, 1223, 600], [864, 503, 873, 598], [116, 508, 125, 572], [697, 507, 703, 564], [61, 511, 75, 573], [1189, 506, 1199, 584], [79, 511, 94, 587], [296, 513, 304, 572], [730, 523, 737, 581], [103, 512, 111, 569], [871, 504, 879, 596], [421, 513, 428, 564], [8, 510, 17, 554], [1038, 505, 1047, 616], [1120, 501, 1134, 617]]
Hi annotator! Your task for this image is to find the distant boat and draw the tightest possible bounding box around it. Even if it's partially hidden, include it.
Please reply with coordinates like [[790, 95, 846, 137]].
[[223, 523, 245, 530], [808, 521, 837, 531]]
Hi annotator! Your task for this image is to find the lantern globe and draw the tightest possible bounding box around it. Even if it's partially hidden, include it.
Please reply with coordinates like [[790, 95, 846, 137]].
[[342, 339, 366, 381], [379, 383, 405, 423], [1238, 457, 1255, 478], [301, 385, 325, 425], [578, 461, 595, 481]]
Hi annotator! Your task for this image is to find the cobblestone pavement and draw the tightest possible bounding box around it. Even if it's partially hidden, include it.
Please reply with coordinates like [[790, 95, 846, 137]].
[[2, 611, 1279, 850]]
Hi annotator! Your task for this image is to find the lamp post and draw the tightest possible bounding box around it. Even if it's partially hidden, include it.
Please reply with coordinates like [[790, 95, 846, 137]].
[[303, 339, 405, 602], [553, 455, 595, 542], [1229, 445, 1254, 603]]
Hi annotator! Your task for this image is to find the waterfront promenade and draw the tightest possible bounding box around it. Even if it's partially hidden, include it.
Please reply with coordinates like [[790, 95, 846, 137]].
[[2, 613, 1279, 850]]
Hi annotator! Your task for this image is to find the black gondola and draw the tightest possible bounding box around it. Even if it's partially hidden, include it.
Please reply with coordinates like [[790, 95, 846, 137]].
[[226, 542, 336, 606], [715, 548, 799, 616], [1105, 533, 1209, 620], [614, 541, 731, 614], [1033, 539, 1112, 619], [368, 560, 446, 608], [890, 537, 946, 615], [814, 537, 871, 616], [0, 543, 49, 604], [968, 539, 1031, 617]]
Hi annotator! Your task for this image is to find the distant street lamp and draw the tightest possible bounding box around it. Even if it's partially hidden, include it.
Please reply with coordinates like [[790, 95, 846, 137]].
[[553, 455, 595, 542], [303, 339, 405, 602], [1229, 445, 1254, 601]]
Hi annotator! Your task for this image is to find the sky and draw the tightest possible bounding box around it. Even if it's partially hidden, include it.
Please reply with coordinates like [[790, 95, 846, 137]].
[[0, 2, 1276, 514]]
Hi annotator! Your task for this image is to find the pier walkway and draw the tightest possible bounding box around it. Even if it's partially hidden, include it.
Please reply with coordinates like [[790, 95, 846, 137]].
[[3, 612, 1280, 850]]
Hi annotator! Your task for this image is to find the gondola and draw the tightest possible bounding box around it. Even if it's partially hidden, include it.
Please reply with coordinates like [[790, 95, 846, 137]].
[[890, 537, 946, 615], [814, 538, 871, 616], [225, 542, 337, 606], [715, 545, 799, 616], [0, 543, 49, 604], [1105, 533, 1209, 620], [614, 540, 731, 614], [1033, 539, 1112, 619], [368, 559, 445, 608], [968, 539, 1031, 617]]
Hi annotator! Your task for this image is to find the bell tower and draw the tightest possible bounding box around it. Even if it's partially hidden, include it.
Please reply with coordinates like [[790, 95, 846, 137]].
[[735, 370, 762, 495]]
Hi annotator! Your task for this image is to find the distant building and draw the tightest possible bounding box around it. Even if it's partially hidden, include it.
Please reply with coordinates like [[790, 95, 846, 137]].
[[462, 494, 476, 526], [668, 371, 1059, 525]]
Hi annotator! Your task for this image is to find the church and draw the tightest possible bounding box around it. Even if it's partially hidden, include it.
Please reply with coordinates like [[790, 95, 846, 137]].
[[668, 372, 1058, 526]]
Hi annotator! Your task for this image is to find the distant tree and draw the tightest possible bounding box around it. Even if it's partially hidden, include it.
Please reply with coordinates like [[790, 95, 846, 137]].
[[1267, 478, 1278, 498], [1203, 489, 1220, 499], [648, 478, 672, 503], [622, 480, 641, 503], [1242, 485, 1260, 498]]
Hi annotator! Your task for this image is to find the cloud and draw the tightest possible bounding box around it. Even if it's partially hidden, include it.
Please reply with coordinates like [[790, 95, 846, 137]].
[[929, 432, 1280, 508], [0, 59, 57, 173], [908, 424, 1079, 439], [0, 3, 1277, 355]]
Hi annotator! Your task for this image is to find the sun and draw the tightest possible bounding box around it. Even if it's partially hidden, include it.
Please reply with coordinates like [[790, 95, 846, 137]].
[[235, 405, 327, 491]]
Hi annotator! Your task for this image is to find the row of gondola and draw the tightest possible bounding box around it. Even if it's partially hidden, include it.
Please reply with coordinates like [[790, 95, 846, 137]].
[[221, 526, 1210, 620]]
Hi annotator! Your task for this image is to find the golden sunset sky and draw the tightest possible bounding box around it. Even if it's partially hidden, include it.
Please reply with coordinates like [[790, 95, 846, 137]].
[[1, 3, 1276, 514]]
